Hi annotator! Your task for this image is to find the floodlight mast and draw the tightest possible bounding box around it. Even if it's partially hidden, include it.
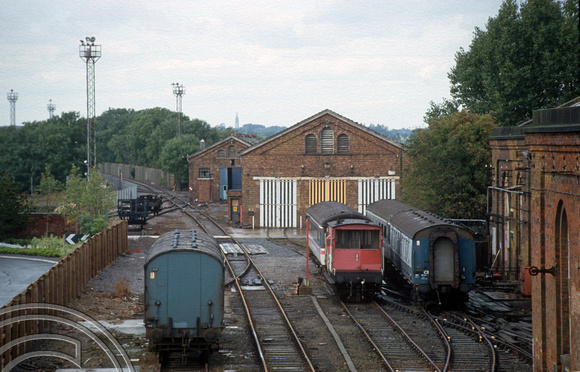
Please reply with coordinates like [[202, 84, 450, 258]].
[[47, 99, 56, 119], [172, 83, 185, 137], [7, 89, 18, 126], [79, 37, 101, 176]]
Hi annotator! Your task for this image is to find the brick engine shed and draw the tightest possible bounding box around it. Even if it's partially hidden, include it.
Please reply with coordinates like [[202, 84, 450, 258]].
[[238, 109, 407, 228], [187, 134, 258, 203], [489, 98, 580, 371]]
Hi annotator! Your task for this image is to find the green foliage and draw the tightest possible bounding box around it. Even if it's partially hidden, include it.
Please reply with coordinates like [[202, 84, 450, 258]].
[[0, 112, 85, 192], [401, 111, 495, 219], [448, 0, 579, 127], [0, 246, 62, 258], [59, 166, 116, 235], [0, 235, 80, 257], [38, 164, 63, 237], [0, 107, 229, 194], [159, 134, 201, 185], [0, 172, 29, 240]]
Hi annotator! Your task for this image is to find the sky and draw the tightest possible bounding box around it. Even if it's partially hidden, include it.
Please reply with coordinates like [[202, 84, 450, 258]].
[[0, 1, 503, 130]]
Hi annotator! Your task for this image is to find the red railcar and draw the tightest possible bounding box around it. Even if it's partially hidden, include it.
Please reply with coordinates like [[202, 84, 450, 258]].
[[306, 202, 383, 301]]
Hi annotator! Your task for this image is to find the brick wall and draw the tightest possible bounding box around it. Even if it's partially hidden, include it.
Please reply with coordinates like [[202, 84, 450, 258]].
[[527, 129, 580, 371], [488, 130, 530, 279], [188, 138, 250, 202], [24, 214, 76, 238], [240, 112, 407, 226]]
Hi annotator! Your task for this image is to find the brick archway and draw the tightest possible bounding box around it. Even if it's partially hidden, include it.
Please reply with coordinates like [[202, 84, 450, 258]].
[[555, 200, 571, 360]]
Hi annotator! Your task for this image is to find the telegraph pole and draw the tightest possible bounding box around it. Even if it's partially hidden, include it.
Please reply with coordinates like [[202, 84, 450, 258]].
[[79, 37, 101, 175], [7, 89, 18, 126], [172, 83, 185, 137]]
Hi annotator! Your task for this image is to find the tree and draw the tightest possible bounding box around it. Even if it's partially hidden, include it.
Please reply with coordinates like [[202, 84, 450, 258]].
[[38, 165, 63, 237], [59, 166, 116, 235], [401, 111, 495, 219], [158, 134, 201, 186], [0, 172, 29, 240], [448, 0, 579, 127]]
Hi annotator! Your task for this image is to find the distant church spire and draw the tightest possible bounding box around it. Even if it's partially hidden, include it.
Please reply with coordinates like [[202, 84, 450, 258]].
[[235, 112, 239, 129]]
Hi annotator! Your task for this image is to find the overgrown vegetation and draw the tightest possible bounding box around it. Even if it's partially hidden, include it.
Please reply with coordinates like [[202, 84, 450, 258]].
[[445, 0, 578, 127], [401, 111, 495, 219], [0, 108, 232, 192], [403, 0, 578, 218], [0, 236, 81, 258]]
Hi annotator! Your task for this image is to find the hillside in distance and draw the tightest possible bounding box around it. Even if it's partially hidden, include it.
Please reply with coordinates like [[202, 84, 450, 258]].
[[229, 122, 413, 143]]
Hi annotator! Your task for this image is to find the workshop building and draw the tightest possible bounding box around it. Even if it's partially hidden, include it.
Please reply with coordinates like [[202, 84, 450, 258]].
[[187, 134, 257, 203], [238, 109, 407, 228]]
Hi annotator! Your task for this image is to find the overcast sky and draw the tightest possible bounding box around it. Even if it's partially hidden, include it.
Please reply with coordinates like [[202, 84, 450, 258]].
[[1, 1, 503, 129]]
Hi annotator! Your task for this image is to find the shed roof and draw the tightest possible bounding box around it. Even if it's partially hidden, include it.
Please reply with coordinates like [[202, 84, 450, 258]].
[[187, 134, 258, 161], [366, 199, 460, 237], [239, 109, 403, 156]]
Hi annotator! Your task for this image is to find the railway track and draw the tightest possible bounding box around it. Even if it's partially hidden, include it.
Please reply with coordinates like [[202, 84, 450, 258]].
[[343, 299, 446, 371], [122, 179, 534, 371], [133, 181, 314, 371], [435, 311, 533, 371]]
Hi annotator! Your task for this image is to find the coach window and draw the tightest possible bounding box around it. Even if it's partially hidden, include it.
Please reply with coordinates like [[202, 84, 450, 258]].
[[198, 167, 210, 179], [305, 134, 317, 154], [337, 134, 350, 154], [217, 150, 225, 159], [321, 127, 334, 154]]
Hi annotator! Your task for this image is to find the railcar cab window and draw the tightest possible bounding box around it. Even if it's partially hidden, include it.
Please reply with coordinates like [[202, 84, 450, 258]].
[[335, 229, 379, 249], [198, 167, 210, 179]]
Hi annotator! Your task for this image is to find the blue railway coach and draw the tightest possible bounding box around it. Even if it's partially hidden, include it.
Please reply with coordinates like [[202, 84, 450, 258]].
[[366, 199, 476, 303], [144, 229, 224, 355]]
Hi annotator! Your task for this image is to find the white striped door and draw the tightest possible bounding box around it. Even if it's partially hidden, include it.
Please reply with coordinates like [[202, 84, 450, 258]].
[[259, 179, 297, 227], [358, 178, 396, 213]]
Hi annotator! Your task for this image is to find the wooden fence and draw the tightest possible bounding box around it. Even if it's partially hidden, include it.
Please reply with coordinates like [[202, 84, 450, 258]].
[[0, 220, 128, 368]]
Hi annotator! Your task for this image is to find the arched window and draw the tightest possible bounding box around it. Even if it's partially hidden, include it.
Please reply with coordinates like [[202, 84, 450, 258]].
[[555, 201, 570, 357], [305, 134, 317, 154], [216, 150, 226, 159], [337, 134, 350, 154], [321, 128, 334, 154], [227, 146, 237, 158]]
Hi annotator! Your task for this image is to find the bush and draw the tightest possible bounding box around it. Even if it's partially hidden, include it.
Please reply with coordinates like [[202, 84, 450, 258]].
[[0, 246, 61, 258]]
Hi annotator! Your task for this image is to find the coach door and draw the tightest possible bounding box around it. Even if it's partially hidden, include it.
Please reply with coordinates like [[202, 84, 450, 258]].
[[430, 230, 459, 286]]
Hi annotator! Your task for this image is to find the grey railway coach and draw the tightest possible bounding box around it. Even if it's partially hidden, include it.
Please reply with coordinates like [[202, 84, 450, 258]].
[[144, 229, 224, 354]]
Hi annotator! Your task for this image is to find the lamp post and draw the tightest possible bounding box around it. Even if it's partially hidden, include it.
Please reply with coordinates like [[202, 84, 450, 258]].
[[47, 99, 55, 119], [79, 37, 101, 178], [7, 89, 18, 126], [172, 83, 185, 137]]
